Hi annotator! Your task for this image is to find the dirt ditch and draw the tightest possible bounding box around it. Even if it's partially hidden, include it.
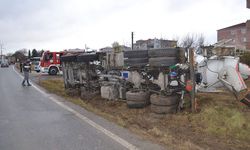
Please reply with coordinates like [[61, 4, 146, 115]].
[[37, 76, 250, 150]]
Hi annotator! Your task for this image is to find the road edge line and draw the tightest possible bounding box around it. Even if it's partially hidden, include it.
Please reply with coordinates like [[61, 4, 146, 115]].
[[12, 66, 139, 150]]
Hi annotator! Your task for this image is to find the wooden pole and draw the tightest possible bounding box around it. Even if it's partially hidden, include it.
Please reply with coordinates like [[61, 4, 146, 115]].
[[189, 48, 196, 112], [131, 32, 134, 50]]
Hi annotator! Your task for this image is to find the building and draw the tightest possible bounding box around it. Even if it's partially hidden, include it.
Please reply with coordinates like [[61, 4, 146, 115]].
[[217, 20, 250, 51], [66, 48, 85, 52], [247, 0, 250, 8], [134, 38, 177, 50], [0, 55, 5, 63], [99, 45, 131, 52]]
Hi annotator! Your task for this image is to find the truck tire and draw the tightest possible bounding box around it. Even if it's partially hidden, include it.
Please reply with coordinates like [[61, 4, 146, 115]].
[[77, 54, 99, 62], [148, 48, 178, 58], [150, 94, 179, 106], [151, 104, 177, 114], [126, 90, 150, 108], [124, 50, 148, 59], [127, 100, 147, 108], [49, 67, 58, 75], [126, 90, 150, 101], [60, 55, 77, 62], [124, 58, 148, 67], [149, 57, 177, 67]]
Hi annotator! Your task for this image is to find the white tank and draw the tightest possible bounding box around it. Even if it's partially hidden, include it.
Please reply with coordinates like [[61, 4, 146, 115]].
[[239, 63, 250, 77], [197, 56, 247, 93]]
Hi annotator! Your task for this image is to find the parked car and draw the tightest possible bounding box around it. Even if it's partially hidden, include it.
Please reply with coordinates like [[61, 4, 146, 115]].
[[33, 61, 40, 72], [1, 62, 9, 68]]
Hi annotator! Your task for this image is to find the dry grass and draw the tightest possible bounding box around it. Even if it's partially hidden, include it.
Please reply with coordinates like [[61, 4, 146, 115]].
[[189, 92, 250, 149], [39, 79, 250, 150], [39, 79, 129, 127]]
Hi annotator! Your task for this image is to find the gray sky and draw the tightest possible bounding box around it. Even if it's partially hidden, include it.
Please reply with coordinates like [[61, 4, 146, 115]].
[[0, 0, 249, 53]]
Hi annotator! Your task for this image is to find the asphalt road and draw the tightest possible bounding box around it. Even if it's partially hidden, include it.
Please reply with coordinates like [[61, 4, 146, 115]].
[[0, 67, 164, 150]]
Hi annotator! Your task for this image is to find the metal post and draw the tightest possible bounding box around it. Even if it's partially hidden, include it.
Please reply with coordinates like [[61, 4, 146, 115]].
[[0, 42, 3, 62], [189, 48, 196, 112], [131, 32, 134, 50]]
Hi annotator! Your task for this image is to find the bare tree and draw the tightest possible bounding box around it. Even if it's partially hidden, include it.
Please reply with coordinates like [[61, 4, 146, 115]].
[[195, 34, 205, 54], [13, 49, 28, 62], [180, 33, 207, 53], [196, 34, 205, 48], [172, 36, 180, 47], [6, 53, 13, 57], [112, 41, 121, 52], [181, 33, 196, 49]]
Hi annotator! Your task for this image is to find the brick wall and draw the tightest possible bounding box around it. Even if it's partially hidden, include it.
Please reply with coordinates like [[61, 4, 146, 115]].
[[217, 23, 247, 50], [246, 20, 250, 50]]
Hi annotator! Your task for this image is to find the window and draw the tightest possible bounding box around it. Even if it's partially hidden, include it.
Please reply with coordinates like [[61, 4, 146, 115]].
[[243, 37, 247, 42], [231, 30, 236, 35], [45, 53, 53, 61], [241, 29, 246, 34]]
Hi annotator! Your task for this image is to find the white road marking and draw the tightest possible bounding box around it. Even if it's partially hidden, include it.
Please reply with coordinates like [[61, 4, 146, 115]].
[[13, 66, 139, 150]]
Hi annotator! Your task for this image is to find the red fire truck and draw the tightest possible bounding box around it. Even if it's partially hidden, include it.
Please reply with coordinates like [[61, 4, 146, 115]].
[[40, 51, 65, 75]]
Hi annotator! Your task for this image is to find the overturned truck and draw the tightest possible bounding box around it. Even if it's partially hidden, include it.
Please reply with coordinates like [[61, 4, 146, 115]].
[[61, 48, 188, 114]]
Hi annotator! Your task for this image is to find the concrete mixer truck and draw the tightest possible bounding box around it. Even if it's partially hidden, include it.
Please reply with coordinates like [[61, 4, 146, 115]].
[[195, 48, 250, 105]]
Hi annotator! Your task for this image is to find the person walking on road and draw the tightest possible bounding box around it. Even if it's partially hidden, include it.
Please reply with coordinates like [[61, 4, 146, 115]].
[[19, 62, 23, 73], [29, 61, 32, 73], [22, 60, 31, 86]]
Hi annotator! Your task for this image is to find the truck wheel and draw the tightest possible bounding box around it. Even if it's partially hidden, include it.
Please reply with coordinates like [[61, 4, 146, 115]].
[[124, 58, 148, 67], [148, 48, 178, 58], [124, 50, 148, 59], [126, 101, 147, 108], [149, 57, 177, 67], [151, 104, 177, 114], [49, 67, 58, 75], [126, 90, 150, 108], [150, 94, 179, 106]]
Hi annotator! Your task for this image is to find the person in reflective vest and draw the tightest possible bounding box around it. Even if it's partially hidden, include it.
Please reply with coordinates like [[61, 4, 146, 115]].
[[22, 60, 31, 86]]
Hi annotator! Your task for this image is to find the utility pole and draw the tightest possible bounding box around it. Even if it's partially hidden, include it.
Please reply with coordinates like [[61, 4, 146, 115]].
[[189, 48, 196, 112], [131, 32, 134, 50], [0, 42, 3, 62]]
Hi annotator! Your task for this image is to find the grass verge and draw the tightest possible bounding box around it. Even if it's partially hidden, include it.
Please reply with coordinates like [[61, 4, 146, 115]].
[[39, 79, 250, 150]]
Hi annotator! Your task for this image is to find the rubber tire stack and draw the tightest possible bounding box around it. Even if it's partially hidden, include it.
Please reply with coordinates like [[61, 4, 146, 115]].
[[126, 91, 150, 108], [150, 94, 179, 114], [148, 48, 178, 67], [123, 50, 148, 67]]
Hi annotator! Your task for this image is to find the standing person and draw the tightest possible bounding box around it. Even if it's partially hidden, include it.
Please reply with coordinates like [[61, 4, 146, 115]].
[[20, 62, 23, 73], [29, 61, 32, 73], [22, 60, 31, 86]]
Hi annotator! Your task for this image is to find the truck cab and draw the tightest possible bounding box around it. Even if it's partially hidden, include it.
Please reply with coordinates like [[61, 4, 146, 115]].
[[40, 51, 64, 75]]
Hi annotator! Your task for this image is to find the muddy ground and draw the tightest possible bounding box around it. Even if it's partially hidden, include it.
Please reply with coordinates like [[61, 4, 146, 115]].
[[30, 72, 250, 150]]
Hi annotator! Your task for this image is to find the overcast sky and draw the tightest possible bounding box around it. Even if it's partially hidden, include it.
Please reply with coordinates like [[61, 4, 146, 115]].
[[0, 0, 249, 53]]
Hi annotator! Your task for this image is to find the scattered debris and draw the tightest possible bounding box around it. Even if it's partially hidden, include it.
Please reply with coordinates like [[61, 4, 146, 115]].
[[60, 47, 188, 115]]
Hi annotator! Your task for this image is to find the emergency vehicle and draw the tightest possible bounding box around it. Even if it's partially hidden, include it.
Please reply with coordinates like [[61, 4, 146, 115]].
[[40, 51, 64, 75]]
